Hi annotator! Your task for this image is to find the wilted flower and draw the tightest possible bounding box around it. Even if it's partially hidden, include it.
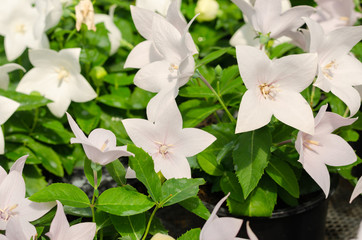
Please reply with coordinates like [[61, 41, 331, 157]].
[[135, 0, 173, 16], [0, 216, 37, 240], [350, 177, 362, 203], [311, 0, 362, 33], [94, 5, 122, 55], [66, 113, 134, 165], [231, 0, 314, 40], [235, 45, 317, 134], [0, 63, 25, 90], [195, 0, 219, 22], [200, 193, 257, 240], [0, 96, 20, 154], [16, 48, 97, 117], [0, 155, 55, 230], [75, 0, 96, 31], [295, 105, 357, 197], [46, 201, 96, 240], [150, 233, 175, 240], [124, 2, 197, 93], [303, 17, 362, 116], [122, 91, 216, 179]]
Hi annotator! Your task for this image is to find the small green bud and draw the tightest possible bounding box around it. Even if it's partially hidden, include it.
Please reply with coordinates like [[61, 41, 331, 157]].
[[89, 66, 107, 87]]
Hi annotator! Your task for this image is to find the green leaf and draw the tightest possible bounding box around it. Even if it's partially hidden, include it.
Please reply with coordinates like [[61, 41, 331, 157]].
[[128, 87, 155, 110], [0, 89, 51, 111], [179, 100, 221, 128], [5, 146, 40, 164], [226, 177, 277, 217], [106, 160, 127, 186], [196, 48, 230, 67], [270, 43, 296, 59], [72, 101, 101, 134], [179, 86, 215, 98], [29, 183, 90, 208], [233, 127, 271, 199], [27, 141, 64, 177], [339, 129, 359, 142], [220, 171, 244, 201], [128, 145, 162, 202], [98, 92, 131, 109], [161, 178, 205, 206], [265, 157, 299, 198], [197, 152, 224, 176], [33, 119, 72, 144], [84, 158, 102, 188], [23, 165, 48, 196], [178, 196, 210, 220], [177, 228, 201, 240], [110, 213, 146, 240], [104, 73, 134, 86], [96, 186, 155, 216], [64, 206, 92, 217], [218, 65, 242, 95], [95, 210, 112, 231]]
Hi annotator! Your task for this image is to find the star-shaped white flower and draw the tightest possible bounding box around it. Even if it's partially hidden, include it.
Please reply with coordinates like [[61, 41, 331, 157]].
[[0, 96, 20, 154], [66, 113, 134, 166], [16, 48, 97, 117], [0, 155, 55, 230], [94, 5, 122, 55], [295, 105, 357, 197], [124, 2, 197, 93], [200, 193, 257, 240], [0, 0, 49, 61], [0, 63, 25, 90], [230, 0, 292, 47], [235, 45, 317, 134], [231, 0, 315, 39], [122, 92, 216, 179], [311, 0, 362, 33], [46, 201, 96, 240], [303, 17, 362, 116]]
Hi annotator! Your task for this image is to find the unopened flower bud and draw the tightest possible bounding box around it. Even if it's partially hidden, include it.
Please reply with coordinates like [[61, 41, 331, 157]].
[[195, 0, 219, 22], [90, 66, 107, 87], [150, 233, 175, 240]]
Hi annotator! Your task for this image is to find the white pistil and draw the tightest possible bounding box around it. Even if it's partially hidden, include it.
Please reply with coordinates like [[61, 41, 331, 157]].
[[100, 139, 109, 152], [322, 60, 337, 80], [56, 67, 70, 87], [155, 141, 173, 158], [259, 83, 279, 100], [339, 16, 349, 22], [15, 24, 26, 34], [168, 64, 179, 73]]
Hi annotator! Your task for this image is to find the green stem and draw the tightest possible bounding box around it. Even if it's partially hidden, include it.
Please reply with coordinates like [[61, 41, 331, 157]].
[[196, 70, 236, 123], [275, 139, 293, 146], [310, 85, 315, 107], [91, 169, 98, 223], [142, 205, 159, 240], [30, 108, 39, 134], [343, 107, 350, 117]]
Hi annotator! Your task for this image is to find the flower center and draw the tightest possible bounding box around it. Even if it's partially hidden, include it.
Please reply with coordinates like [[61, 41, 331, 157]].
[[259, 83, 279, 100], [15, 23, 26, 34], [339, 16, 349, 22], [168, 64, 179, 73], [303, 139, 320, 151], [0, 204, 18, 221], [322, 60, 337, 80], [100, 139, 109, 152], [155, 141, 173, 158], [56, 67, 70, 87]]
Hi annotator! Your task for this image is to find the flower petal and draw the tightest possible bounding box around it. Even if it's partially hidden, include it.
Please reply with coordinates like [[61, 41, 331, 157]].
[[9, 155, 28, 174], [0, 96, 20, 125], [130, 5, 159, 40], [173, 128, 216, 157], [0, 63, 25, 90], [153, 152, 191, 179], [303, 17, 325, 53], [124, 40, 162, 69], [166, 0, 186, 34], [330, 82, 361, 116], [4, 34, 27, 62], [272, 90, 314, 135], [230, 24, 259, 47], [350, 177, 362, 203], [0, 172, 25, 211], [235, 90, 273, 133], [67, 222, 96, 240], [46, 201, 69, 240], [5, 217, 37, 240], [17, 198, 55, 222], [68, 74, 97, 103], [0, 127, 4, 155], [66, 112, 88, 142], [315, 110, 357, 135], [254, 0, 281, 34], [231, 0, 257, 31]]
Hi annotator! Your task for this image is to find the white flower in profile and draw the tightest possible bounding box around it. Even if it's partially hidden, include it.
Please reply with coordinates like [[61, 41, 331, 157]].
[[311, 0, 362, 34], [66, 113, 134, 165], [295, 105, 357, 197], [0, 216, 37, 240], [200, 193, 258, 240], [122, 91, 216, 179], [303, 17, 362, 116], [16, 48, 97, 118], [235, 45, 317, 134], [135, 0, 172, 16], [230, 0, 291, 47], [0, 63, 25, 90], [124, 2, 197, 93], [94, 5, 122, 55], [231, 0, 314, 40], [0, 0, 49, 61], [75, 0, 96, 31], [0, 155, 56, 230], [350, 177, 362, 203], [46, 201, 96, 240], [0, 97, 20, 154]]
